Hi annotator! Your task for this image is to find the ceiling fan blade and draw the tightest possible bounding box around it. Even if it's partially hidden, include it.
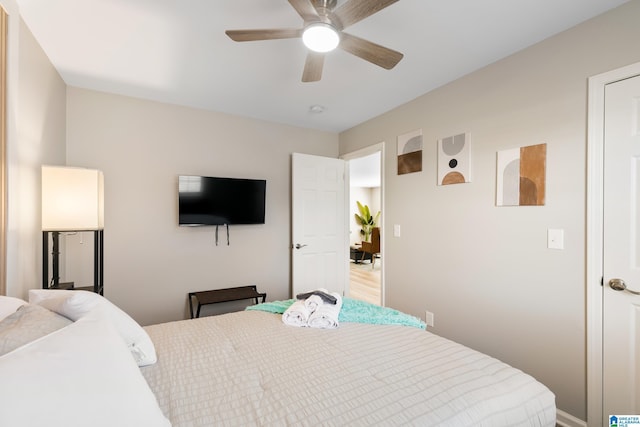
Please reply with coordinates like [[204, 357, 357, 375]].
[[302, 52, 325, 82], [333, 0, 400, 29], [288, 0, 320, 22], [339, 32, 403, 70], [226, 28, 302, 42]]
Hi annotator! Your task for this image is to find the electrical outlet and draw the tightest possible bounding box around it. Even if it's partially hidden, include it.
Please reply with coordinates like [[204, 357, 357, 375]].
[[425, 311, 435, 328]]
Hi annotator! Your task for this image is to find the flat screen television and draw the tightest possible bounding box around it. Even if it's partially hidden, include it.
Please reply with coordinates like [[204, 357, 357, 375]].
[[178, 175, 266, 226]]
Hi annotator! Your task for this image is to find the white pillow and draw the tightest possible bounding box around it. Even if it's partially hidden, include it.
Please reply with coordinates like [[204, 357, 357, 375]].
[[0, 307, 171, 427], [29, 289, 157, 366], [0, 295, 27, 321], [0, 304, 72, 356]]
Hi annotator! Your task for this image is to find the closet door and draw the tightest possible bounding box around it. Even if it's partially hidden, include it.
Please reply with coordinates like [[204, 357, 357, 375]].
[[602, 73, 640, 424]]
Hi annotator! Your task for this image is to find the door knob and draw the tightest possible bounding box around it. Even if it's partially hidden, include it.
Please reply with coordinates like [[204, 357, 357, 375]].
[[294, 243, 308, 250], [609, 278, 640, 295]]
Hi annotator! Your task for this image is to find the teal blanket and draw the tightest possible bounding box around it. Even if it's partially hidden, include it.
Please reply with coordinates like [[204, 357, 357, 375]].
[[246, 297, 426, 330]]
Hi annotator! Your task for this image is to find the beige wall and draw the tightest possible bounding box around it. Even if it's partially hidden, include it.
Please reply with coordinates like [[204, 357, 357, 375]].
[[1, 1, 66, 298], [338, 1, 640, 421], [65, 87, 338, 326]]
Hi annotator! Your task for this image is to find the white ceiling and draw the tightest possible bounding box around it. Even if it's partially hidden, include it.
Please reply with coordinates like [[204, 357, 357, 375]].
[[17, 0, 628, 133]]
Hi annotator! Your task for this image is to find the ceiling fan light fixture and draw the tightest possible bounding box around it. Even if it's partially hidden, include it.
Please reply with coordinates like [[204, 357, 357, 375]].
[[302, 23, 339, 53]]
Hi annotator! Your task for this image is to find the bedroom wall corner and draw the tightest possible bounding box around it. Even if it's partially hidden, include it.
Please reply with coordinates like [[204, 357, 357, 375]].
[[2, 2, 66, 299]]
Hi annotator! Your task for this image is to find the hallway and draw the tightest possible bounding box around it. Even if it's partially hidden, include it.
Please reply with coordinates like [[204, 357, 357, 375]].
[[349, 259, 381, 305]]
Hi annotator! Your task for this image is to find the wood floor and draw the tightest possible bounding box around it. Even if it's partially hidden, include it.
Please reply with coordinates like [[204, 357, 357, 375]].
[[348, 259, 381, 305]]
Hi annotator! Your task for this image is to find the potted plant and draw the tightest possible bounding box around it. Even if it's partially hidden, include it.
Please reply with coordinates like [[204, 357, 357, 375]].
[[354, 201, 380, 242]]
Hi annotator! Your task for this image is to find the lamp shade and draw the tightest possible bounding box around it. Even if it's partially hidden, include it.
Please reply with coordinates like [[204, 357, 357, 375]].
[[42, 166, 104, 231]]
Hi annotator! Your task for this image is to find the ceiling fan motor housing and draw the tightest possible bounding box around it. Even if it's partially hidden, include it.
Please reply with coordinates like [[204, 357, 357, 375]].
[[312, 0, 338, 11], [309, 0, 341, 28]]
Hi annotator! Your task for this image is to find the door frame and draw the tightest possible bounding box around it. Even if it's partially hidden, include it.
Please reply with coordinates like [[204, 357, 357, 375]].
[[341, 142, 385, 306], [587, 60, 640, 426]]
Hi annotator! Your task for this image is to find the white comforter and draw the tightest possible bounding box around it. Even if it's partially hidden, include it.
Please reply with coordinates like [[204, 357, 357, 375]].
[[142, 310, 555, 426]]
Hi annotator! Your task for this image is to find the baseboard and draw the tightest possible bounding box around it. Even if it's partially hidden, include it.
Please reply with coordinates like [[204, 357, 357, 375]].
[[557, 409, 587, 427]]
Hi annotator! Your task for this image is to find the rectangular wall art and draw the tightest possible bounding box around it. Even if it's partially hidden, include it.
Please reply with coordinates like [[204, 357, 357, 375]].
[[496, 143, 546, 206], [438, 132, 471, 185], [397, 129, 422, 175]]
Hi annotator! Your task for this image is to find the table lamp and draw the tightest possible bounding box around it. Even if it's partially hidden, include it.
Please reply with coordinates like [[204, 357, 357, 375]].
[[41, 165, 104, 292]]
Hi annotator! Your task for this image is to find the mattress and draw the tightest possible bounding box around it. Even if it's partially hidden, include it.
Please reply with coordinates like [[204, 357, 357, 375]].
[[142, 310, 555, 426]]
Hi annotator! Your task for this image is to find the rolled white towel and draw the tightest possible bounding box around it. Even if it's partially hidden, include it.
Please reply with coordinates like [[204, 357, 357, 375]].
[[308, 292, 343, 329], [304, 294, 323, 312], [282, 300, 312, 327]]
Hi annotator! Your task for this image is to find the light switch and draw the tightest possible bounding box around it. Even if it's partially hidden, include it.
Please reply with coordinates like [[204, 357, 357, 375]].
[[393, 224, 401, 237], [548, 229, 564, 250]]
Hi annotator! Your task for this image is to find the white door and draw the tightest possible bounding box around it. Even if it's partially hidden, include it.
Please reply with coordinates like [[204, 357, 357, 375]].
[[603, 73, 640, 423], [291, 153, 347, 298]]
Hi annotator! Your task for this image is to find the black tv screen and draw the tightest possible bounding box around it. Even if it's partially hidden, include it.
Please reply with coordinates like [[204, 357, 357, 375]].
[[178, 175, 266, 226]]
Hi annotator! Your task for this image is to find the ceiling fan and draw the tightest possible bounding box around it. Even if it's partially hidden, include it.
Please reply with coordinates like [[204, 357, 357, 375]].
[[225, 0, 404, 82]]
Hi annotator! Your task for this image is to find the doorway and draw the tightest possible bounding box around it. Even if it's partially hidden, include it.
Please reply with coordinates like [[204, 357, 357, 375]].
[[587, 61, 640, 426], [342, 143, 384, 306]]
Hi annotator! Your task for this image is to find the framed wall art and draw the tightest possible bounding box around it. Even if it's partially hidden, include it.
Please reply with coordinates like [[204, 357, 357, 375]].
[[397, 129, 422, 175], [496, 143, 546, 206], [438, 132, 471, 185]]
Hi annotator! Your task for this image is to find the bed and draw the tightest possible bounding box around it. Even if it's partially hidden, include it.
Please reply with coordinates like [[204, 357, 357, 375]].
[[0, 291, 556, 427]]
